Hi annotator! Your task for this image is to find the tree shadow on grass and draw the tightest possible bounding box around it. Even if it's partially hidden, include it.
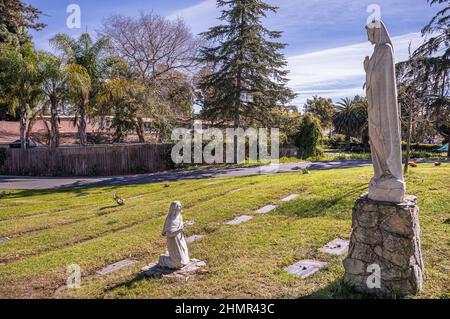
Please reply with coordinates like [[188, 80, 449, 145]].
[[103, 272, 149, 294], [0, 181, 139, 200], [276, 183, 367, 219], [301, 278, 403, 299], [0, 185, 101, 199], [103, 263, 210, 295], [101, 269, 183, 296]]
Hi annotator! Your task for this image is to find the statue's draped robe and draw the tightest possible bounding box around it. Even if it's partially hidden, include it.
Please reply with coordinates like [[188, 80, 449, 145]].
[[158, 208, 190, 269], [366, 42, 403, 183], [365, 22, 406, 203]]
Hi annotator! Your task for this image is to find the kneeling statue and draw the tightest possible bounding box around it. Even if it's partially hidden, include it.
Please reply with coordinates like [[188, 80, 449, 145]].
[[158, 201, 190, 269]]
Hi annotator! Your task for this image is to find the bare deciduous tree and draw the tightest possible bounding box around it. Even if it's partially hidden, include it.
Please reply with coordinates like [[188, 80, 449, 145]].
[[100, 12, 201, 82], [99, 12, 200, 142]]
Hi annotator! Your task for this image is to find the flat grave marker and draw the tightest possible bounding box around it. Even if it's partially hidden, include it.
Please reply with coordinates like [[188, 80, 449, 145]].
[[282, 194, 299, 202], [285, 260, 326, 278], [255, 205, 277, 214], [319, 238, 349, 256], [225, 215, 253, 225], [96, 259, 137, 275], [186, 235, 204, 244]]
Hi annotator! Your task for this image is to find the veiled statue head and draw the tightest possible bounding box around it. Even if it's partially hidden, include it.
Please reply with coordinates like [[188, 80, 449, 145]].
[[162, 201, 183, 236], [366, 20, 393, 48], [169, 201, 183, 217]]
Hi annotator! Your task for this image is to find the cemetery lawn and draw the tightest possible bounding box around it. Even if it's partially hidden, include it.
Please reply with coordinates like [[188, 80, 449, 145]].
[[0, 164, 448, 299]]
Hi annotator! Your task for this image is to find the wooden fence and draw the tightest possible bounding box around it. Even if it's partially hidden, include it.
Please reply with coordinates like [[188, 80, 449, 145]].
[[0, 144, 174, 177], [0, 143, 301, 177]]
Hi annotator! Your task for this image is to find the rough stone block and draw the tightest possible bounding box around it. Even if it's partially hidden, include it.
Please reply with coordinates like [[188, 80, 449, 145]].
[[343, 194, 424, 296], [143, 259, 207, 278]]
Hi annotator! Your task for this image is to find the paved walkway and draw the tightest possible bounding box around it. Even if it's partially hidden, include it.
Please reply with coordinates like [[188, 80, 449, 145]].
[[0, 158, 444, 190]]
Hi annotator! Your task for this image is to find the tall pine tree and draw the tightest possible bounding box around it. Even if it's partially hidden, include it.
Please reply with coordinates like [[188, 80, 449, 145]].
[[198, 0, 295, 127], [0, 0, 45, 46], [413, 0, 449, 157]]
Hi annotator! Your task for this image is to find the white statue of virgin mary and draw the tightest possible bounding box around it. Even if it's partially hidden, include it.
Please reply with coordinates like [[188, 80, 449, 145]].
[[158, 201, 190, 269], [364, 21, 406, 203]]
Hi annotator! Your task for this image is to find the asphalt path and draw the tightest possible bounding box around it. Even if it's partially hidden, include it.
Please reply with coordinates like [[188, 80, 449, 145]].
[[0, 160, 373, 190], [0, 158, 445, 190]]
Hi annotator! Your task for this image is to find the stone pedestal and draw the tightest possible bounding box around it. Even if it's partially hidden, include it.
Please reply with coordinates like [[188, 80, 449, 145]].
[[143, 259, 207, 278], [343, 194, 425, 296]]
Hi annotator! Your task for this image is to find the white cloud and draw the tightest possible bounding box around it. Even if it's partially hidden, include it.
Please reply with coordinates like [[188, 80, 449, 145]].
[[167, 0, 219, 33], [167, 1, 429, 109], [287, 32, 426, 107]]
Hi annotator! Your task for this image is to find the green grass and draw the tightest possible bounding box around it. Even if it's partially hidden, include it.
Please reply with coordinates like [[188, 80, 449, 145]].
[[181, 152, 447, 170], [0, 164, 448, 299]]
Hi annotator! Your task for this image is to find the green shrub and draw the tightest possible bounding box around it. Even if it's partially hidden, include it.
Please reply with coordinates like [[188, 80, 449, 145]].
[[324, 134, 345, 148], [402, 142, 441, 152], [406, 150, 445, 159], [295, 113, 323, 159], [325, 134, 361, 149]]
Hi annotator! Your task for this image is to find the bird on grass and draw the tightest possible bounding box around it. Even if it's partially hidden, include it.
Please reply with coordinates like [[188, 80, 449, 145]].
[[113, 194, 125, 206], [408, 161, 418, 168]]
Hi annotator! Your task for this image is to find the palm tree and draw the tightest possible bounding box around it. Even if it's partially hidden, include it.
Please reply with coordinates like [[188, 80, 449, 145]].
[[333, 98, 367, 150], [354, 98, 369, 149], [97, 78, 143, 143], [50, 33, 109, 146], [64, 64, 92, 146], [38, 52, 67, 148], [0, 44, 43, 149]]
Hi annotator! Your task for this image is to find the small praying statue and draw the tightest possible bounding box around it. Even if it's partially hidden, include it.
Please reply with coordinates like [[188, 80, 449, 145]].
[[364, 20, 406, 203], [158, 201, 190, 269]]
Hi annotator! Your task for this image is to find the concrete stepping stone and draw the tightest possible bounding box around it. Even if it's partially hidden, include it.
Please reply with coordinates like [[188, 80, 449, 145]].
[[319, 238, 349, 256], [143, 259, 207, 278], [186, 234, 204, 244], [255, 205, 277, 214], [96, 259, 137, 275], [284, 260, 326, 278], [0, 237, 10, 244], [225, 215, 253, 225], [282, 194, 299, 202]]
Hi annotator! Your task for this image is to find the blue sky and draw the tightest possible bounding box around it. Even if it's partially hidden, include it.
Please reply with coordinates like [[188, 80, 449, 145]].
[[26, 0, 443, 108]]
